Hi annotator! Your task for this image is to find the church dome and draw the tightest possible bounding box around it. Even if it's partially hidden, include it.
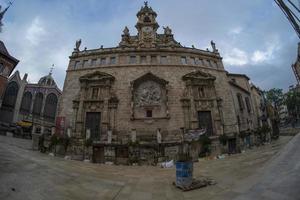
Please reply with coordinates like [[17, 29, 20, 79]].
[[38, 73, 57, 87]]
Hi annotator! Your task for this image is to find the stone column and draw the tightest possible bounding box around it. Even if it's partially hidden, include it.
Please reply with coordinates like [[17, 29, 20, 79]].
[[157, 128, 162, 144], [76, 87, 86, 137], [51, 127, 55, 135], [107, 130, 112, 144], [67, 128, 72, 137], [31, 125, 36, 134], [86, 129, 91, 140], [41, 126, 45, 135], [12, 79, 27, 123], [131, 129, 136, 143], [29, 92, 36, 115], [40, 91, 48, 120]]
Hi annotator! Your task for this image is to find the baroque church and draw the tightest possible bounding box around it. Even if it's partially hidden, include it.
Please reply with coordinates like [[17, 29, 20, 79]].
[[58, 2, 269, 161]]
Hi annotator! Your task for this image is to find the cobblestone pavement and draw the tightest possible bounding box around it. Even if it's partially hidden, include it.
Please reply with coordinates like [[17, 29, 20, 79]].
[[0, 135, 297, 200]]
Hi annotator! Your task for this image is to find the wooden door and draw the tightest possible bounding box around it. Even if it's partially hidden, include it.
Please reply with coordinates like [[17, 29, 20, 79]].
[[197, 111, 213, 136], [228, 138, 237, 154], [93, 146, 104, 163], [85, 112, 101, 140]]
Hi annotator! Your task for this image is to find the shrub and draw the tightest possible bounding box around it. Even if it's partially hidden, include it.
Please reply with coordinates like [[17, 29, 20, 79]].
[[199, 135, 212, 154], [84, 138, 93, 147], [219, 134, 228, 146]]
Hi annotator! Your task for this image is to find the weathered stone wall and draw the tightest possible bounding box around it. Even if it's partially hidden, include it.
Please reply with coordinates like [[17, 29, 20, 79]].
[[58, 49, 239, 139], [229, 82, 256, 133]]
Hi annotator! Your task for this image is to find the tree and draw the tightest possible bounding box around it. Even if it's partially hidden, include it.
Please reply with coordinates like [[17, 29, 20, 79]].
[[285, 89, 300, 119], [264, 88, 284, 109]]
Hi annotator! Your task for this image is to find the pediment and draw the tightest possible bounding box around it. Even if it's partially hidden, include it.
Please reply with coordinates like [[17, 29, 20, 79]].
[[132, 72, 168, 87], [182, 70, 216, 81], [79, 71, 115, 83]]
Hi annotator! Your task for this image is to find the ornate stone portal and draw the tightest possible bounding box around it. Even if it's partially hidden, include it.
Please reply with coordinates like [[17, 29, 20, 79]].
[[181, 70, 223, 135], [73, 71, 118, 140]]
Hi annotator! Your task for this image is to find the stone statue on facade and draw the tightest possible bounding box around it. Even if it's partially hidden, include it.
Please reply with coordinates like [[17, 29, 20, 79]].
[[74, 39, 81, 51], [0, 2, 12, 32], [123, 26, 130, 36], [163, 26, 172, 35], [211, 40, 218, 53]]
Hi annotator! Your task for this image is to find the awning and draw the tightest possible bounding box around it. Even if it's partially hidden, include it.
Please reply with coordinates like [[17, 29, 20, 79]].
[[17, 121, 32, 128]]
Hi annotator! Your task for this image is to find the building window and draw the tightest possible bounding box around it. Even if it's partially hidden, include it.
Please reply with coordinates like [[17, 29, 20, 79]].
[[181, 57, 187, 64], [43, 93, 58, 121], [213, 61, 218, 68], [146, 110, 152, 118], [2, 81, 19, 108], [160, 56, 167, 64], [33, 92, 43, 116], [207, 60, 213, 67], [151, 55, 157, 64], [91, 59, 97, 66], [237, 93, 244, 111], [140, 56, 147, 64], [110, 57, 116, 64], [197, 58, 203, 65], [129, 56, 136, 64], [0, 63, 4, 74], [20, 92, 32, 114], [144, 16, 151, 23], [35, 127, 41, 134], [74, 61, 80, 69], [83, 60, 89, 68], [100, 58, 106, 65], [191, 57, 196, 65], [91, 88, 99, 99], [245, 97, 251, 113]]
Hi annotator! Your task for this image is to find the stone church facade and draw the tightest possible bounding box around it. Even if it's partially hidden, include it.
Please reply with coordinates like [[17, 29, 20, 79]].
[[58, 3, 265, 158]]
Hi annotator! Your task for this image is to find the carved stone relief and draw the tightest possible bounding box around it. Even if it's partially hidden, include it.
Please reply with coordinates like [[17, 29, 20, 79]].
[[135, 80, 161, 107]]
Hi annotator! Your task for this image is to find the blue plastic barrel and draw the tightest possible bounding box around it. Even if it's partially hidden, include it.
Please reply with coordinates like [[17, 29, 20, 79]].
[[176, 161, 193, 188]]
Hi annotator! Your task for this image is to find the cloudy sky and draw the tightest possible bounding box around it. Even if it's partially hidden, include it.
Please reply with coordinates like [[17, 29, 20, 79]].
[[0, 0, 298, 91]]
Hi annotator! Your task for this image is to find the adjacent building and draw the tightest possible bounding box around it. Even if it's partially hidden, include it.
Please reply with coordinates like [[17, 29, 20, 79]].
[[0, 70, 61, 134], [0, 40, 19, 106]]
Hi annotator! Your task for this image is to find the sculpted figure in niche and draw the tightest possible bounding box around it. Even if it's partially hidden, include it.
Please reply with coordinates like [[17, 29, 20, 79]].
[[135, 81, 161, 106]]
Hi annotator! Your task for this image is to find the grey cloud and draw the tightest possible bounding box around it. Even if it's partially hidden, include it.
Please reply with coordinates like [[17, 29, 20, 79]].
[[0, 0, 297, 91]]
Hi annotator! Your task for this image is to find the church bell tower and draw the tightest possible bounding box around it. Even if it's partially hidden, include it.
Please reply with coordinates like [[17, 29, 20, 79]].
[[135, 2, 159, 47]]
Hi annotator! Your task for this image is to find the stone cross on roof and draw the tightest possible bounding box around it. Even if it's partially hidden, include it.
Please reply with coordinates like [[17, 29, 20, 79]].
[[49, 64, 54, 75]]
